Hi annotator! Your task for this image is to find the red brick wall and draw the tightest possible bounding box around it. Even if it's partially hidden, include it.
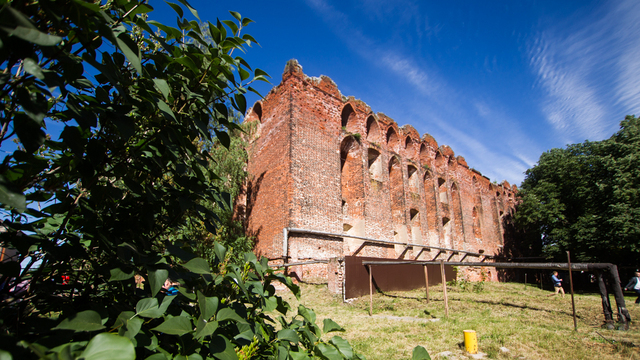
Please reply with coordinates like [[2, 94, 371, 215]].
[[243, 60, 517, 281]]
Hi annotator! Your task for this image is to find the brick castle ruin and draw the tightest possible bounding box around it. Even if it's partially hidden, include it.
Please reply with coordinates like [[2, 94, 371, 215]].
[[240, 60, 517, 294]]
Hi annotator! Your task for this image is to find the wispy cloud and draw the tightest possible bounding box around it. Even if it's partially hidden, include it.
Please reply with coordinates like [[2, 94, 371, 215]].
[[528, 0, 640, 143], [304, 0, 442, 97], [304, 0, 535, 184]]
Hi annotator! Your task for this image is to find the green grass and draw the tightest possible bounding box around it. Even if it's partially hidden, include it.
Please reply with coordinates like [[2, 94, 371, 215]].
[[278, 281, 640, 359]]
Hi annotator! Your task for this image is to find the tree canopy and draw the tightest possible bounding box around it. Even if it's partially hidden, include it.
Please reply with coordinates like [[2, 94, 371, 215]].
[[515, 115, 640, 265], [0, 1, 386, 359]]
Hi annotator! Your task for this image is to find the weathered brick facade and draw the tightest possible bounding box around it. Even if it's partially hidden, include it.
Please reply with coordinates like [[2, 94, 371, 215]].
[[242, 60, 517, 285]]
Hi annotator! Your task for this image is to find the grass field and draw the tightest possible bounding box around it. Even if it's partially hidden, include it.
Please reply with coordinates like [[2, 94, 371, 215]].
[[278, 281, 640, 359]]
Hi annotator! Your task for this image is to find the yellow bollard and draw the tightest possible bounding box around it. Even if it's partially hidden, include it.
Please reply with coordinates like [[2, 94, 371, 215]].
[[464, 330, 478, 354]]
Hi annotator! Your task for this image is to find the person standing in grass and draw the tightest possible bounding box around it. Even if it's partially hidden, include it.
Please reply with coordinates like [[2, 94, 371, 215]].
[[547, 271, 564, 297], [623, 271, 640, 304]]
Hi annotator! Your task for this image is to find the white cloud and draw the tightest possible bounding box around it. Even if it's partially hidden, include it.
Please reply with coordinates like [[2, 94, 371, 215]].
[[528, 0, 640, 142], [303, 0, 535, 185]]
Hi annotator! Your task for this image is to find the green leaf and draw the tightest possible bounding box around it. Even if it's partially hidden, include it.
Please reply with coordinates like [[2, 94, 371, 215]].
[[157, 98, 176, 121], [136, 296, 176, 318], [214, 129, 230, 149], [264, 296, 278, 312], [144, 354, 168, 360], [176, 0, 200, 20], [80, 333, 135, 360], [233, 93, 246, 115], [166, 2, 184, 18], [197, 291, 219, 320], [183, 257, 211, 274], [242, 18, 255, 27], [23, 58, 44, 80], [151, 316, 193, 336], [298, 305, 316, 323], [53, 310, 105, 332], [214, 242, 227, 262], [221, 20, 238, 36], [276, 329, 299, 344], [195, 318, 218, 340], [0, 181, 26, 212], [115, 311, 143, 339], [209, 335, 238, 360], [114, 34, 141, 74], [229, 11, 241, 22], [71, 0, 101, 12], [0, 26, 62, 46], [412, 346, 431, 360], [147, 267, 169, 297], [323, 318, 345, 333], [153, 79, 171, 101], [109, 268, 135, 281], [330, 336, 353, 359], [0, 350, 13, 360], [290, 350, 312, 360], [216, 308, 247, 324], [315, 343, 342, 360]]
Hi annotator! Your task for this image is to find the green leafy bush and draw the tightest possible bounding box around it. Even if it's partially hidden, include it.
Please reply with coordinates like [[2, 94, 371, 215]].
[[0, 1, 366, 359]]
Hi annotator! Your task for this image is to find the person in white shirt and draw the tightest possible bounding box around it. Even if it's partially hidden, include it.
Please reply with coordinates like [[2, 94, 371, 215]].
[[623, 271, 640, 304]]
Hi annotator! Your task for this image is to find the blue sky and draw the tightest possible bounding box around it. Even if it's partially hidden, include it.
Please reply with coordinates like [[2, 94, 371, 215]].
[[150, 0, 640, 186]]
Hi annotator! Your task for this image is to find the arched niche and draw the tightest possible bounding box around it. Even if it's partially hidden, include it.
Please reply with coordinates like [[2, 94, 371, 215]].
[[404, 136, 415, 158], [340, 136, 364, 235], [407, 164, 419, 193], [451, 182, 463, 248], [341, 104, 357, 133], [435, 151, 445, 169], [366, 116, 381, 143], [250, 102, 263, 122], [368, 148, 383, 182], [472, 206, 482, 239], [386, 127, 400, 153], [389, 156, 407, 245], [438, 177, 447, 203], [419, 143, 429, 164], [388, 156, 404, 221], [442, 216, 452, 248], [410, 208, 422, 243], [423, 169, 438, 246]]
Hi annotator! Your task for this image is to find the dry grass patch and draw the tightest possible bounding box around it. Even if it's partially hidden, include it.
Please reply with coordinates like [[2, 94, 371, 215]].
[[276, 281, 640, 359]]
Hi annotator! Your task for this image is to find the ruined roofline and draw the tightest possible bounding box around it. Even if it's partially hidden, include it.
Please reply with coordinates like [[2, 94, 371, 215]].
[[245, 59, 517, 193]]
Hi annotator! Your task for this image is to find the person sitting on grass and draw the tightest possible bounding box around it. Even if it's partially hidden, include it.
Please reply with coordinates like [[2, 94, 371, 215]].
[[623, 271, 640, 304], [547, 271, 564, 298]]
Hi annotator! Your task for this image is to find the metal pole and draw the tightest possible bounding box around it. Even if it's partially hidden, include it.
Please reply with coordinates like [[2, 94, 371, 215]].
[[440, 260, 448, 317], [369, 265, 373, 316], [608, 264, 630, 329], [423, 264, 430, 303], [524, 273, 527, 290], [567, 251, 577, 331], [595, 269, 614, 329]]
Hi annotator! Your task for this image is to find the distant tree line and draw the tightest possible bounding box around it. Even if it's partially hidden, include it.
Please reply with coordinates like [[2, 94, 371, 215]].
[[515, 115, 640, 266]]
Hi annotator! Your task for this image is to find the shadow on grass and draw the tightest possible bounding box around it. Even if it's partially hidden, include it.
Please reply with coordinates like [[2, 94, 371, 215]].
[[375, 290, 582, 319]]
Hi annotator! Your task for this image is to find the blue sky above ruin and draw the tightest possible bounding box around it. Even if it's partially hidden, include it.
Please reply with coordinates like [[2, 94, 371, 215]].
[[153, 0, 640, 185]]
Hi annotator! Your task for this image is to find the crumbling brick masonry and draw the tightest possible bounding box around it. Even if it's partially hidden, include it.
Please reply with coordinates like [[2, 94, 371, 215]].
[[241, 60, 517, 287]]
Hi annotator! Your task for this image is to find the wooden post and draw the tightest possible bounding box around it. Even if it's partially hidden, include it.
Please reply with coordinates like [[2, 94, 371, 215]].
[[440, 260, 449, 317], [423, 264, 430, 303], [567, 251, 577, 331], [368, 265, 373, 316]]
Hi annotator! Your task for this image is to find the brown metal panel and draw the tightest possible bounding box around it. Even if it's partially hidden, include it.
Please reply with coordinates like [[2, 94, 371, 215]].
[[344, 256, 456, 299]]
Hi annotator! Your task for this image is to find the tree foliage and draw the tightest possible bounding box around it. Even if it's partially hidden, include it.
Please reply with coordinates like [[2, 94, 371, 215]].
[[515, 115, 640, 265], [0, 1, 367, 359], [173, 119, 256, 264]]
